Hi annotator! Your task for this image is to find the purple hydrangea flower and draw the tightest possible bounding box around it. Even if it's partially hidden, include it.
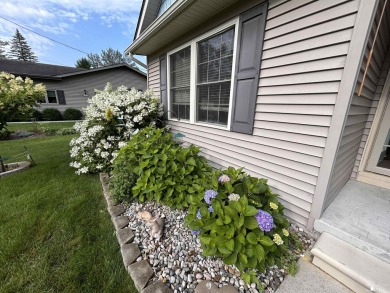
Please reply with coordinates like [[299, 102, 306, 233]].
[[218, 174, 230, 183], [255, 210, 274, 232], [196, 209, 201, 219], [192, 229, 200, 235], [204, 190, 218, 204], [208, 205, 214, 213]]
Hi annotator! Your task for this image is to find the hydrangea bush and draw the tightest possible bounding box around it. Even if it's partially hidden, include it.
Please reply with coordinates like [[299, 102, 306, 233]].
[[70, 84, 162, 174], [186, 167, 290, 286], [0, 72, 46, 131], [110, 127, 214, 208]]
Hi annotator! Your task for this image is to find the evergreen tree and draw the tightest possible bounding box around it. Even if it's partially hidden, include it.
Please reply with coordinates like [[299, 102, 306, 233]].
[[75, 57, 91, 69], [9, 29, 38, 62], [86, 47, 138, 69], [0, 39, 8, 59]]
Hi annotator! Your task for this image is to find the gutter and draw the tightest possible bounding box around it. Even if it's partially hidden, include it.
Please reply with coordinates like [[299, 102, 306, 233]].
[[125, 0, 190, 55]]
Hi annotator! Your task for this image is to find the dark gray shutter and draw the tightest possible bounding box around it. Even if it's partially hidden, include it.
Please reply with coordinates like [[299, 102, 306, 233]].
[[159, 54, 168, 118], [57, 90, 66, 105], [231, 3, 268, 134]]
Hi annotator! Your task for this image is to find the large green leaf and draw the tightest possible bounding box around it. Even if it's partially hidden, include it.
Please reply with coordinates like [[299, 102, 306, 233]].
[[244, 216, 259, 230], [246, 232, 258, 245], [244, 205, 258, 216], [254, 244, 265, 262], [223, 252, 237, 265], [238, 253, 248, 265], [258, 236, 274, 247], [225, 239, 234, 252]]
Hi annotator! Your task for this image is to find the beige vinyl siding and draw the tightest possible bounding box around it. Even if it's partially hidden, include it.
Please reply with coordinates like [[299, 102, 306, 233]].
[[351, 49, 390, 178], [146, 0, 360, 227], [324, 0, 390, 209], [148, 58, 160, 98], [36, 68, 146, 112]]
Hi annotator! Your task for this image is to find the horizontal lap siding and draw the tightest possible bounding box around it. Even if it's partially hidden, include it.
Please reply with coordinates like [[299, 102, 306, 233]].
[[146, 0, 360, 227], [148, 58, 160, 98], [325, 0, 390, 209], [37, 68, 147, 112]]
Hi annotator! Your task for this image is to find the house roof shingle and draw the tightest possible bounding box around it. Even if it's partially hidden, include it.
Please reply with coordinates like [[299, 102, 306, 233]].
[[0, 59, 85, 79]]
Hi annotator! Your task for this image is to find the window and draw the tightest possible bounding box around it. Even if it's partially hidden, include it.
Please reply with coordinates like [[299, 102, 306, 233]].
[[197, 29, 235, 126], [170, 46, 191, 120], [38, 90, 58, 104], [47, 90, 58, 103], [167, 20, 238, 129], [157, 0, 177, 17]]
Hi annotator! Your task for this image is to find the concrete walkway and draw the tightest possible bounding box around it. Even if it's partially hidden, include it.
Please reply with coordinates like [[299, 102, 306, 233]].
[[276, 256, 352, 293]]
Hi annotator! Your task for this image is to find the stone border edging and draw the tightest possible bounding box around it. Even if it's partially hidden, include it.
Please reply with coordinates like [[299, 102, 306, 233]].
[[99, 173, 172, 293], [0, 161, 31, 178]]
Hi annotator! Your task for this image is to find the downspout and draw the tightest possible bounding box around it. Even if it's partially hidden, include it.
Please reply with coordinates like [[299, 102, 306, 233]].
[[307, 0, 380, 231]]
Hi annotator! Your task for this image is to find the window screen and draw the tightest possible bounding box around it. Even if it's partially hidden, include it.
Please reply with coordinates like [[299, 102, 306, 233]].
[[170, 46, 191, 120], [47, 90, 57, 103], [197, 28, 235, 125]]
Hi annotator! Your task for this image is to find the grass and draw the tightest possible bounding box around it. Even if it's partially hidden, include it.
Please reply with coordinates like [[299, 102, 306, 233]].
[[6, 121, 77, 132], [0, 136, 137, 293]]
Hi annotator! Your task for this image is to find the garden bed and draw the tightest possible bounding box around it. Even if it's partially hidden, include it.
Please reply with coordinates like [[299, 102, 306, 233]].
[[0, 161, 30, 177], [125, 201, 315, 293]]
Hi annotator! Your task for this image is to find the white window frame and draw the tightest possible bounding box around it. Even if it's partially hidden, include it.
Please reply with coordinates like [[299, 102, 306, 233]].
[[40, 90, 58, 104], [166, 17, 239, 130]]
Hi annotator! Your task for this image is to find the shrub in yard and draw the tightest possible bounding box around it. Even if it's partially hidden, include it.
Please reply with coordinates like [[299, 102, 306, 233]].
[[56, 127, 76, 135], [32, 109, 43, 121], [63, 108, 83, 120], [110, 127, 214, 208], [69, 84, 163, 175], [185, 167, 290, 286], [0, 72, 46, 130], [0, 129, 11, 140], [42, 108, 63, 121]]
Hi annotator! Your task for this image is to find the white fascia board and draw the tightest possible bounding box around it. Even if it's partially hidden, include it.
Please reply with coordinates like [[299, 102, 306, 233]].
[[125, 0, 189, 55]]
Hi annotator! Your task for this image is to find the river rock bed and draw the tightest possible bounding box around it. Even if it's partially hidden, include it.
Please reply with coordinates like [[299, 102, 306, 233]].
[[125, 201, 315, 293]]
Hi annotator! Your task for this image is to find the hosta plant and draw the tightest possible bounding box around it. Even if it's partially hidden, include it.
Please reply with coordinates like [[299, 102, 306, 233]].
[[110, 127, 214, 208], [69, 84, 163, 174], [186, 167, 290, 286]]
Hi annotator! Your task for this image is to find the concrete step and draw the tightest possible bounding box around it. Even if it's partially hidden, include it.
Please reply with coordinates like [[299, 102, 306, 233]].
[[311, 232, 390, 293], [314, 216, 390, 265]]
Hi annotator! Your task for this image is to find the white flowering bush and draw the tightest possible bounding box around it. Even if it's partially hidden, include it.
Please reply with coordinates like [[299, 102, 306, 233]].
[[70, 83, 163, 175], [0, 71, 46, 131]]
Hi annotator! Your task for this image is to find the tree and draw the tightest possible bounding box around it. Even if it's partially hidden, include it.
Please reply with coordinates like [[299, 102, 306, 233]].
[[0, 39, 8, 59], [85, 47, 138, 69], [9, 29, 38, 62], [75, 57, 91, 69], [0, 72, 46, 131]]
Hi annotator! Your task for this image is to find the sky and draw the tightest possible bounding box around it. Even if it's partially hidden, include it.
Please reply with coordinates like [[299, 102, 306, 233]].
[[0, 0, 145, 67]]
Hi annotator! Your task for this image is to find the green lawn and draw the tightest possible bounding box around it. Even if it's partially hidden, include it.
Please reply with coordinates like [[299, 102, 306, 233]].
[[6, 121, 77, 132], [0, 136, 137, 293]]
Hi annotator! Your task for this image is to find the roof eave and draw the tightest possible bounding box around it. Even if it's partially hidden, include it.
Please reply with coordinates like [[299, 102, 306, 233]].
[[125, 0, 190, 55]]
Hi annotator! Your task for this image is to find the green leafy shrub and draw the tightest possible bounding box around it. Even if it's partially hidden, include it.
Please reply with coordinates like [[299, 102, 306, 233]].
[[42, 108, 63, 121], [186, 167, 290, 286], [110, 127, 214, 208], [0, 129, 11, 140], [32, 109, 43, 121], [110, 172, 138, 203], [56, 128, 76, 135], [63, 108, 83, 120]]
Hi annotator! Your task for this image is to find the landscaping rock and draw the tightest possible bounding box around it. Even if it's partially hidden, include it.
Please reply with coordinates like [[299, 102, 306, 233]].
[[128, 260, 154, 291], [116, 227, 135, 246], [121, 243, 141, 267], [195, 281, 238, 293], [113, 215, 129, 229], [141, 280, 172, 293]]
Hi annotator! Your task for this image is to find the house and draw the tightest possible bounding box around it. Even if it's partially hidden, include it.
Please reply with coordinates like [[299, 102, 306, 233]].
[[0, 59, 147, 112], [127, 0, 390, 290]]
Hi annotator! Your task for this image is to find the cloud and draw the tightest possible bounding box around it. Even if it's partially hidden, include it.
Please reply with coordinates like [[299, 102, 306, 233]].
[[0, 0, 143, 61]]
